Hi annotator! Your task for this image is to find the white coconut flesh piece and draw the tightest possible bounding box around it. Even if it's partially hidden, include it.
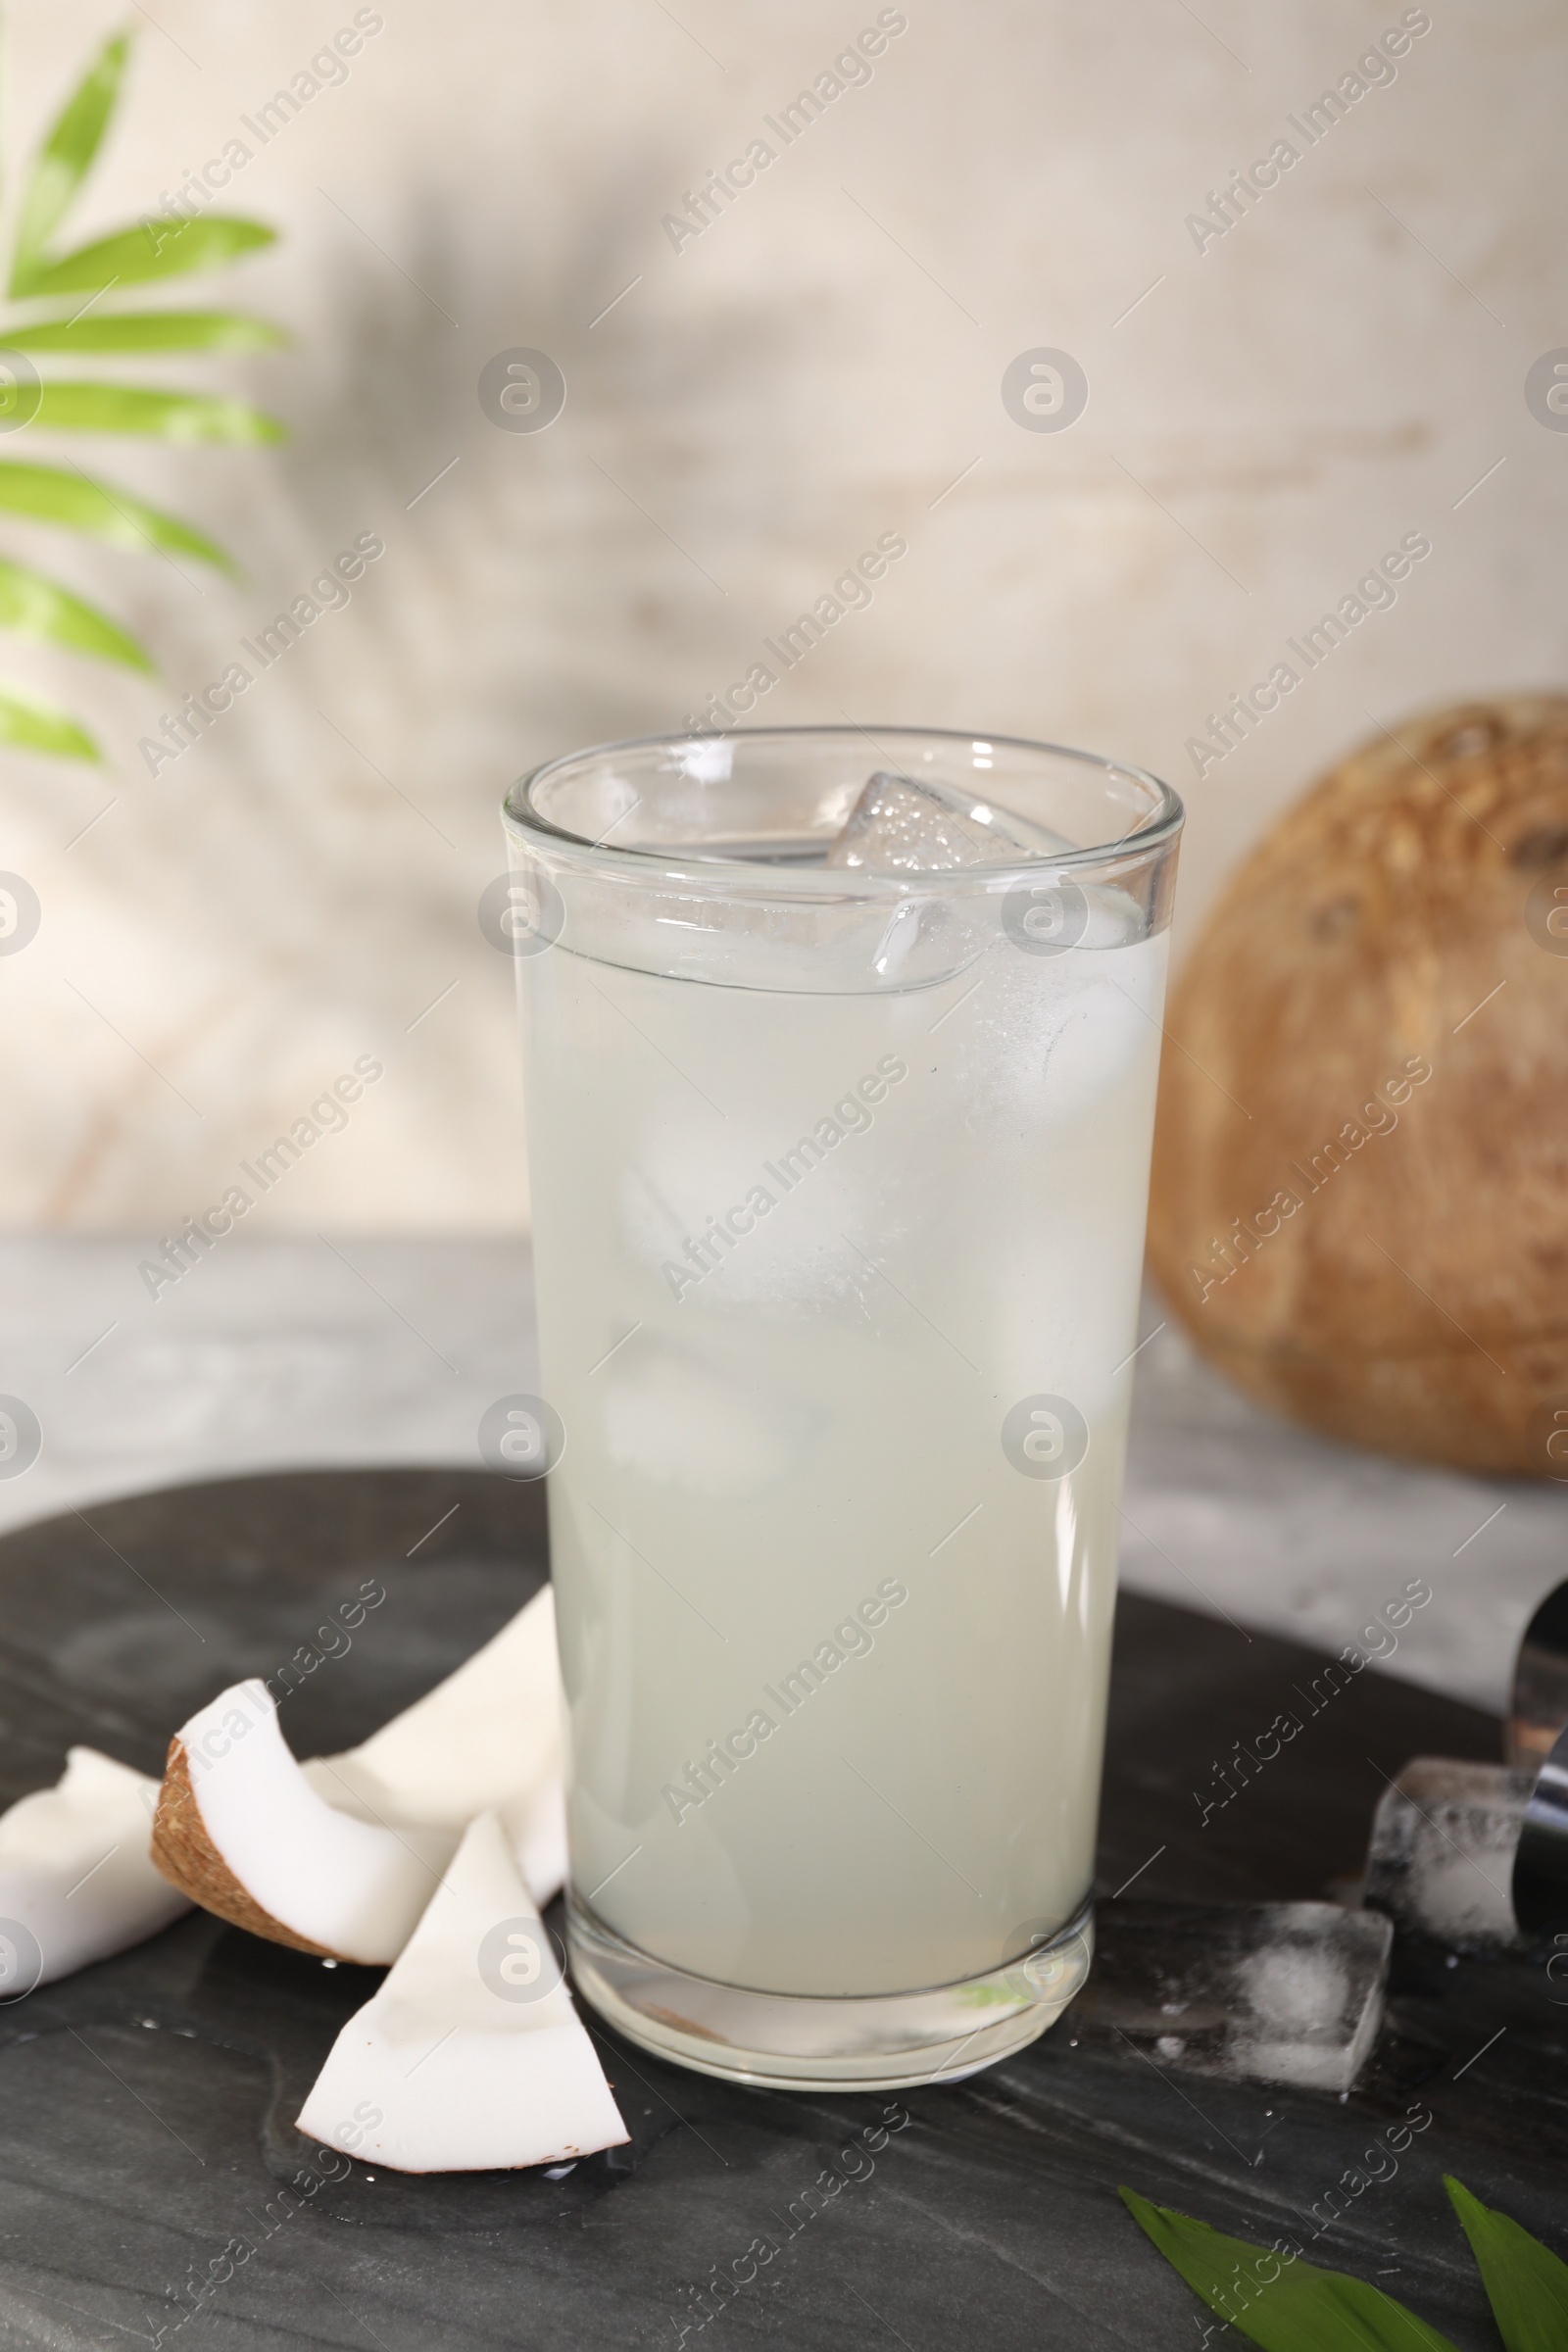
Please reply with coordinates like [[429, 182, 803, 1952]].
[[153, 1587, 566, 1965], [155, 1679, 454, 1964], [296, 1809, 627, 2174], [299, 1583, 564, 1847], [0, 1746, 190, 1989], [497, 1769, 568, 1918]]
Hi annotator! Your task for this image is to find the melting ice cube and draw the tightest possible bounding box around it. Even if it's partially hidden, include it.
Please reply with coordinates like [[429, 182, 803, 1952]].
[[1363, 1758, 1530, 1947], [1074, 1899, 1393, 2092], [824, 771, 1071, 872], [602, 1335, 821, 1496]]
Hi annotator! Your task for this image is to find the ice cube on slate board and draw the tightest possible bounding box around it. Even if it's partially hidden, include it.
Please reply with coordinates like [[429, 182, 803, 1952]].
[[1363, 1758, 1532, 1947], [824, 771, 1071, 872], [1073, 1900, 1394, 2092]]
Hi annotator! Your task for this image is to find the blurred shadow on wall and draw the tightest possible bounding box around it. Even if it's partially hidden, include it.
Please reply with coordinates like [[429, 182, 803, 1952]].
[[249, 173, 820, 763]]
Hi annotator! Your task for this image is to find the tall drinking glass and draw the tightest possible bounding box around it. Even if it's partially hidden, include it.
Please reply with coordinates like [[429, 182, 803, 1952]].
[[501, 727, 1182, 2088]]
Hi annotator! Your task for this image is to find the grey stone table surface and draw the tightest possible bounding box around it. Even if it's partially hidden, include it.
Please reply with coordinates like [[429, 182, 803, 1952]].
[[0, 1234, 1560, 1714], [0, 1241, 1563, 2352]]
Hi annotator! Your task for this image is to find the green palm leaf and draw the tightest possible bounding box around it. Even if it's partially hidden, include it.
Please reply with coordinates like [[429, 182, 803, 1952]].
[[0, 678, 98, 759], [1120, 2188, 1459, 2351], [0, 26, 284, 761], [7, 310, 285, 355], [0, 558, 151, 669], [13, 30, 129, 268], [12, 217, 275, 301], [1446, 2178, 1568, 2352], [31, 382, 283, 443], [0, 462, 233, 570]]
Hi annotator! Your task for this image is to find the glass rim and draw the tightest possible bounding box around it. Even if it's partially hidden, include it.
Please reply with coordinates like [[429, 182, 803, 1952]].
[[502, 723, 1184, 886]]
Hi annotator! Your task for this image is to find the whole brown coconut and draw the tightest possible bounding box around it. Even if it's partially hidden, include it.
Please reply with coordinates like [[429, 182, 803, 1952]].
[[1147, 695, 1568, 1477]]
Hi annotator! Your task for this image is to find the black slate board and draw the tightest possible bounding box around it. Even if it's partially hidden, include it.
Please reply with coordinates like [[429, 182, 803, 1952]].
[[0, 1466, 1556, 2350]]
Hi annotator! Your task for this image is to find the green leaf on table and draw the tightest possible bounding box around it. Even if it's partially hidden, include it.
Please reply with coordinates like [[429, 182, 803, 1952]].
[[1120, 2187, 1461, 2352], [30, 382, 284, 444], [0, 462, 233, 570], [13, 30, 129, 267], [12, 216, 275, 301], [0, 677, 98, 759], [6, 310, 286, 355], [1446, 2177, 1568, 2352], [0, 557, 152, 669]]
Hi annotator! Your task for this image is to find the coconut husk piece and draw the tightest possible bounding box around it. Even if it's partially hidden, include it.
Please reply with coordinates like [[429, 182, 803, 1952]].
[[151, 1736, 336, 1958]]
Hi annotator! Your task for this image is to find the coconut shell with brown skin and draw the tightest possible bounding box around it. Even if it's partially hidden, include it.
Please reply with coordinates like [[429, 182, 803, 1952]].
[[151, 1738, 336, 1957], [1146, 695, 1568, 1477]]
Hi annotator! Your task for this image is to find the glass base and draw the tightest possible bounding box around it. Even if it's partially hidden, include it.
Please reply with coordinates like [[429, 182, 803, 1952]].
[[566, 1892, 1095, 2091]]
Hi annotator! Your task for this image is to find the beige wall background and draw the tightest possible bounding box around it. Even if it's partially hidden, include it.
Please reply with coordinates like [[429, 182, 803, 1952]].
[[2, 0, 1562, 1231]]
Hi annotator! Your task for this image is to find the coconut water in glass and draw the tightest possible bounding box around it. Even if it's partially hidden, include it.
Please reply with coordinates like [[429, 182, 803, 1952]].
[[502, 727, 1181, 2087]]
